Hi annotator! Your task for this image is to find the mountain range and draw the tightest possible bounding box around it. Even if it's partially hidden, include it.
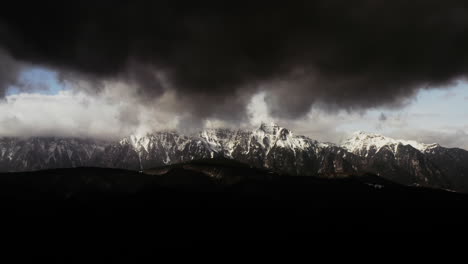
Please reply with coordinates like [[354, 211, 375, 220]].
[[1, 122, 467, 192]]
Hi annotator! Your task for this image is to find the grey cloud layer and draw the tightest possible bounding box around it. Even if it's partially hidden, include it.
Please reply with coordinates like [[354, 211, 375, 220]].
[[0, 50, 23, 97]]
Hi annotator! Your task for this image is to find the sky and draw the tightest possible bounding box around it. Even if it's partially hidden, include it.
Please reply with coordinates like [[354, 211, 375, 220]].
[[0, 1, 468, 149]]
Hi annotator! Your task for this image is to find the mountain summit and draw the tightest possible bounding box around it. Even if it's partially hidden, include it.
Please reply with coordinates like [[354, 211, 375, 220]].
[[342, 131, 440, 155]]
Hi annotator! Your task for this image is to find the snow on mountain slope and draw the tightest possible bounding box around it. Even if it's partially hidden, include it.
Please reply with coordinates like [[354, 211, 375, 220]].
[[342, 131, 439, 155], [253, 122, 320, 151], [197, 122, 330, 158], [341, 131, 453, 190], [199, 128, 239, 156], [112, 122, 355, 176]]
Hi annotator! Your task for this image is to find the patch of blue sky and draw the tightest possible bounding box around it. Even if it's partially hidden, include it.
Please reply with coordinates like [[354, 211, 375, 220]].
[[6, 67, 68, 96], [337, 80, 468, 134], [399, 81, 468, 130]]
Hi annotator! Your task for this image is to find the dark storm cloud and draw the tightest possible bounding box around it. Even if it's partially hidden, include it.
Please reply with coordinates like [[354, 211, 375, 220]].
[[1, 0, 468, 120], [0, 49, 22, 97]]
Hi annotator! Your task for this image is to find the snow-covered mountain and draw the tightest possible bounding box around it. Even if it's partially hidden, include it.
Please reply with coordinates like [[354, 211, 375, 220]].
[[114, 122, 361, 176], [342, 131, 450, 189], [342, 131, 440, 156], [0, 123, 467, 192]]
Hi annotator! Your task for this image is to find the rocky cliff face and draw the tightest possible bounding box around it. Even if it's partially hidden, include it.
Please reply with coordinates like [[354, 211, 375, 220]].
[[0, 137, 105, 171], [1, 123, 467, 192], [423, 146, 468, 192]]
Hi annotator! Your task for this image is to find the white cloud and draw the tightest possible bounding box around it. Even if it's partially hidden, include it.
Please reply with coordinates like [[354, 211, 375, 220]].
[[0, 88, 179, 139]]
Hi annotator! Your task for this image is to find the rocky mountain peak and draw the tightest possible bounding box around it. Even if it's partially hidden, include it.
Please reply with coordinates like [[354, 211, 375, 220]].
[[342, 131, 439, 154], [258, 122, 282, 135]]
